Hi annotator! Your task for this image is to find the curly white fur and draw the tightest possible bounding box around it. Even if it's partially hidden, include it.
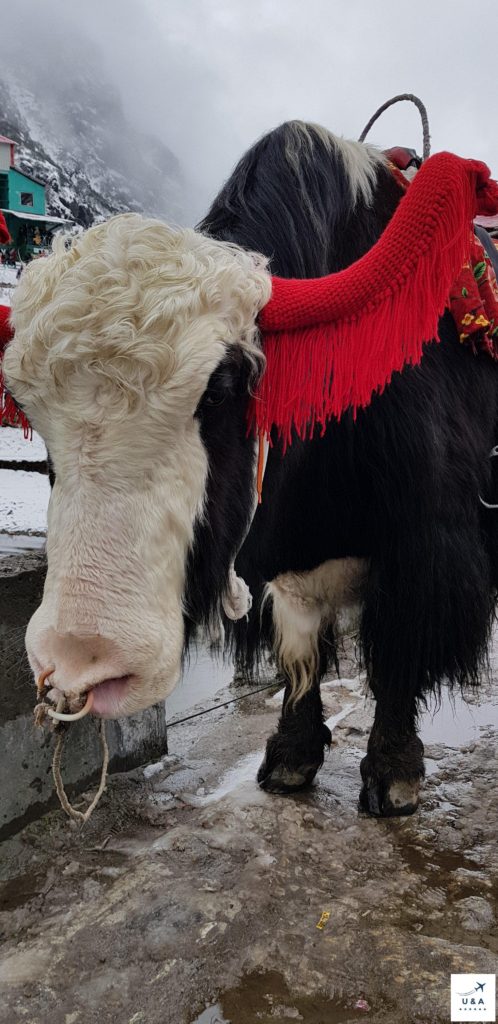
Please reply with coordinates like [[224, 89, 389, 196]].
[[6, 214, 269, 430]]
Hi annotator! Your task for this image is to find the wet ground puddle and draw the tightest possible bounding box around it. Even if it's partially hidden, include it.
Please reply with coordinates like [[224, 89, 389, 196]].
[[191, 971, 373, 1023], [420, 689, 498, 746], [392, 837, 498, 953]]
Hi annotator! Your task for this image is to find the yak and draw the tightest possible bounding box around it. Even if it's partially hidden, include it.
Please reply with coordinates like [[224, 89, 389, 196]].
[[5, 120, 498, 817]]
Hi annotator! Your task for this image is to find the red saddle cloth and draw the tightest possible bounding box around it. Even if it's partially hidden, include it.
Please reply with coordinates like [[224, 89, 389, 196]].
[[449, 233, 498, 356]]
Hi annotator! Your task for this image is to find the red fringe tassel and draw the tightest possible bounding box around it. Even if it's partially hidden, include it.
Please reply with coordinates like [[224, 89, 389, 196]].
[[250, 153, 498, 446]]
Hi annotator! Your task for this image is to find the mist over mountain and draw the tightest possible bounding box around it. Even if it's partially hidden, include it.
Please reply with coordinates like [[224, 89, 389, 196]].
[[0, 29, 187, 227]]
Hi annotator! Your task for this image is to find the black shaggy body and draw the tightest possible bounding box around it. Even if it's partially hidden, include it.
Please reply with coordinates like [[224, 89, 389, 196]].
[[191, 120, 498, 816]]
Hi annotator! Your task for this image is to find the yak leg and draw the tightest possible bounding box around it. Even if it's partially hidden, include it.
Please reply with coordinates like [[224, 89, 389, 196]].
[[359, 695, 424, 816], [257, 574, 334, 793], [359, 532, 433, 817], [257, 676, 331, 793], [359, 508, 491, 815]]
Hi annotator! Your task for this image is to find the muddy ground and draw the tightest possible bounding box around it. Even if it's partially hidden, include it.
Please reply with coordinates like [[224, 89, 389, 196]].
[[1, 648, 497, 1024]]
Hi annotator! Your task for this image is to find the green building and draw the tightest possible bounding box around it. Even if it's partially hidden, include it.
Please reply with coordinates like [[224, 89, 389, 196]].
[[0, 134, 72, 260]]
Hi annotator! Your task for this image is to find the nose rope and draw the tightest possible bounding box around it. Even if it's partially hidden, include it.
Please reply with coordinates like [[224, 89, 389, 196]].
[[52, 721, 109, 825], [47, 690, 94, 722], [35, 672, 109, 824]]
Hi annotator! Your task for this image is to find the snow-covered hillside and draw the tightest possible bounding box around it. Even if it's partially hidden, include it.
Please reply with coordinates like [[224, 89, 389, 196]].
[[0, 36, 186, 227]]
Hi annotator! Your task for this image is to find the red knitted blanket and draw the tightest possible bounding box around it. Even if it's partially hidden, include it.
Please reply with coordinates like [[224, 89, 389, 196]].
[[250, 152, 498, 445]]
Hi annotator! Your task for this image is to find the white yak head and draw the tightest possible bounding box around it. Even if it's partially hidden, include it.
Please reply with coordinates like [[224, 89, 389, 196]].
[[4, 214, 270, 717]]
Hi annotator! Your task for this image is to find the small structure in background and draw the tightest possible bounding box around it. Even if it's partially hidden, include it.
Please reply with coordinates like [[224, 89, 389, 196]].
[[0, 133, 72, 262]]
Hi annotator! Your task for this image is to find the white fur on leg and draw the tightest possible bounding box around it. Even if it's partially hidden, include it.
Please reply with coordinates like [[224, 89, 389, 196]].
[[267, 557, 367, 702]]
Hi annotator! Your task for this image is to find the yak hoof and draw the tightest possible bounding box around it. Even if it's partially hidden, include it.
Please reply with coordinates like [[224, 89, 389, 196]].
[[257, 760, 321, 793], [359, 767, 421, 817], [257, 724, 331, 794]]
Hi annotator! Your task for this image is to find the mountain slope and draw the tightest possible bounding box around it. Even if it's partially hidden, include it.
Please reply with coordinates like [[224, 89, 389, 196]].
[[0, 42, 186, 227]]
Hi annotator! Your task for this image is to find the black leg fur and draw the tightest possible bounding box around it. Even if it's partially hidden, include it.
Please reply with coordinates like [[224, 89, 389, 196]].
[[257, 678, 332, 794], [359, 700, 424, 817]]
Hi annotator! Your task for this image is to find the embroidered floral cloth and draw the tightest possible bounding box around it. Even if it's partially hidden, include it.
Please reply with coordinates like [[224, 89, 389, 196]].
[[448, 233, 498, 357]]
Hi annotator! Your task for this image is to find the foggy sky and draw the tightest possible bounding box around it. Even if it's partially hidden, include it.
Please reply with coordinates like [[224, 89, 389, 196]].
[[3, 0, 498, 223]]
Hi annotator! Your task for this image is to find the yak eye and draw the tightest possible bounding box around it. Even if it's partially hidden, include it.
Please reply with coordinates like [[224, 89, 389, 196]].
[[196, 353, 244, 417], [204, 390, 227, 407]]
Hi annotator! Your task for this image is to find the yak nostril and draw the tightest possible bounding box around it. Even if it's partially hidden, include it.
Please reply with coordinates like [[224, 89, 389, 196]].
[[36, 667, 95, 721], [30, 631, 130, 700]]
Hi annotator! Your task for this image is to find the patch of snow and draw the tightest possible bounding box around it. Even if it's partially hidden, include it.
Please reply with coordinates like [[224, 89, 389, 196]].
[[198, 751, 266, 807], [0, 265, 18, 305], [0, 265, 18, 285], [324, 703, 357, 732], [0, 469, 49, 534], [0, 429, 48, 534], [0, 427, 47, 461], [322, 675, 366, 693]]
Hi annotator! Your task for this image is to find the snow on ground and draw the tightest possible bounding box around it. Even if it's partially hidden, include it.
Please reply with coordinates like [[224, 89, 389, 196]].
[[0, 264, 17, 306], [0, 265, 18, 286], [0, 426, 46, 461], [1, 265, 49, 534], [0, 428, 49, 534], [0, 469, 49, 534]]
